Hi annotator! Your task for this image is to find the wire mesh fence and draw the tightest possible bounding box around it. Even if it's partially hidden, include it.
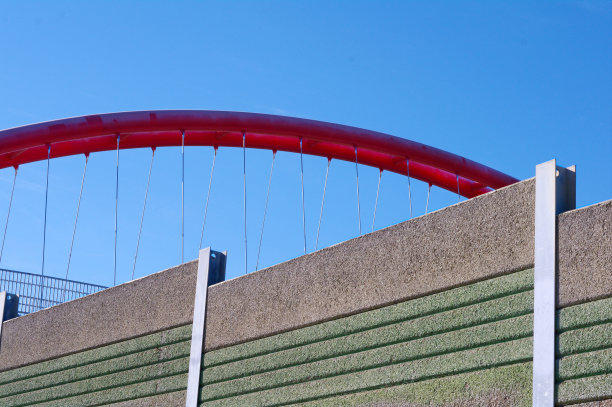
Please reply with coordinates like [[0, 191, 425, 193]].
[[0, 268, 107, 316]]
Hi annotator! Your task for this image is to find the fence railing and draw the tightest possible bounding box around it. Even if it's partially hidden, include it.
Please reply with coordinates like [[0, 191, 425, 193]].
[[0, 268, 107, 316]]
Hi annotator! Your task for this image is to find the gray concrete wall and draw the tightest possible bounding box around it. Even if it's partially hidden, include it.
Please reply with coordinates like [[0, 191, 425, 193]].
[[1, 178, 610, 372]]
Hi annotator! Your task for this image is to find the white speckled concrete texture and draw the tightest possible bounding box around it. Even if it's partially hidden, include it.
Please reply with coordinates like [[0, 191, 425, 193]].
[[1, 179, 610, 372], [558, 199, 612, 307]]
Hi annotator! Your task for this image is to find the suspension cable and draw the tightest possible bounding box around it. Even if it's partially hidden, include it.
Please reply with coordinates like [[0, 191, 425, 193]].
[[199, 147, 217, 250], [456, 174, 461, 203], [354, 146, 362, 235], [315, 158, 331, 251], [256, 150, 276, 270], [181, 130, 185, 264], [40, 144, 51, 309], [0, 166, 18, 265], [242, 131, 248, 274], [407, 159, 413, 219], [425, 183, 431, 214], [62, 154, 89, 301], [131, 148, 155, 280], [113, 135, 120, 286], [300, 138, 307, 254], [372, 169, 382, 232]]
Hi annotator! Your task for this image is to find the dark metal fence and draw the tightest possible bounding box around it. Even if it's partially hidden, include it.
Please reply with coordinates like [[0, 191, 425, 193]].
[[0, 268, 107, 316]]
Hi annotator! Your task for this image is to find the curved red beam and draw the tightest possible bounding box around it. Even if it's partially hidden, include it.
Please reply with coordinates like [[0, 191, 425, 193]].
[[0, 111, 518, 198]]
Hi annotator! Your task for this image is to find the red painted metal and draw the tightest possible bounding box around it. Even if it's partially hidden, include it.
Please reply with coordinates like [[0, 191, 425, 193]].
[[0, 111, 518, 198]]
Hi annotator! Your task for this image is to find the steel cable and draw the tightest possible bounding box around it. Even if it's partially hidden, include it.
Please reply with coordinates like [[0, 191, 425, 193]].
[[407, 159, 413, 219], [62, 154, 89, 301], [300, 139, 307, 253], [456, 174, 461, 202], [354, 147, 362, 235], [256, 150, 276, 270], [0, 166, 18, 265], [113, 135, 120, 286], [40, 145, 51, 309], [372, 169, 382, 232], [181, 131, 185, 264], [199, 147, 217, 250], [243, 132, 248, 274], [131, 148, 155, 280], [315, 158, 331, 251]]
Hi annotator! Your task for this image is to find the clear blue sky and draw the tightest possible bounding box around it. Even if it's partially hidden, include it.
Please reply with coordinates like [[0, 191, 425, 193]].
[[0, 1, 610, 287]]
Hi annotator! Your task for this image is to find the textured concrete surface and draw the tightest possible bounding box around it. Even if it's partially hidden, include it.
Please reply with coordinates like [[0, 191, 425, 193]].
[[106, 390, 185, 407], [558, 373, 612, 405], [199, 337, 534, 406], [204, 179, 536, 351], [567, 400, 612, 407], [0, 273, 609, 406], [292, 363, 532, 406], [0, 178, 609, 380], [202, 313, 533, 385], [34, 373, 187, 407], [558, 199, 612, 307], [0, 324, 191, 385], [0, 339, 190, 398], [203, 269, 533, 367], [0, 262, 197, 372]]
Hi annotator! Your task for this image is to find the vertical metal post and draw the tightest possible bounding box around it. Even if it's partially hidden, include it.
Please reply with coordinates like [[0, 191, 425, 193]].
[[533, 159, 575, 407], [0, 291, 5, 341], [185, 248, 226, 407]]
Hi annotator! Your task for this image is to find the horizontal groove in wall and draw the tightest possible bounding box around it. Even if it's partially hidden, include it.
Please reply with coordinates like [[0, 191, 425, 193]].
[[557, 373, 612, 406], [1, 273, 608, 406], [0, 324, 192, 386], [200, 330, 534, 402], [198, 294, 611, 389], [0, 339, 191, 399], [198, 338, 533, 406], [201, 302, 534, 387], [558, 323, 612, 357], [203, 268, 534, 368], [289, 362, 533, 407], [2, 357, 189, 407], [558, 348, 612, 382], [102, 389, 186, 407], [558, 296, 612, 334], [29, 372, 188, 407]]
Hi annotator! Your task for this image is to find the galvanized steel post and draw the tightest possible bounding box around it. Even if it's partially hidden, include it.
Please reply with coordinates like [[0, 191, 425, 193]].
[[185, 248, 226, 407], [533, 159, 575, 407]]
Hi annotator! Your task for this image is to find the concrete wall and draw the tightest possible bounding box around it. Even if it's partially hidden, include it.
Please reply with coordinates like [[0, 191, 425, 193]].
[[0, 179, 610, 406]]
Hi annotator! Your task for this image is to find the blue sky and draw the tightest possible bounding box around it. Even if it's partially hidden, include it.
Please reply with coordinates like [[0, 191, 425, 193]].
[[0, 1, 610, 287]]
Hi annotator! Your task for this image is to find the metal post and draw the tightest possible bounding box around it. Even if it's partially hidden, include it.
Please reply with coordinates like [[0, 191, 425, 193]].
[[0, 291, 5, 341], [533, 159, 575, 407], [185, 248, 226, 407]]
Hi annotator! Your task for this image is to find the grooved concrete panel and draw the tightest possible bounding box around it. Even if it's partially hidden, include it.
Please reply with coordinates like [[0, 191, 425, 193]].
[[0, 269, 610, 406], [0, 262, 198, 371], [204, 178, 536, 350], [558, 199, 612, 307], [0, 180, 609, 377]]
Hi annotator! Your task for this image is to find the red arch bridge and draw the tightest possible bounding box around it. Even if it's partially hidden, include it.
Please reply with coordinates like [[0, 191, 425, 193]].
[[0, 111, 518, 316]]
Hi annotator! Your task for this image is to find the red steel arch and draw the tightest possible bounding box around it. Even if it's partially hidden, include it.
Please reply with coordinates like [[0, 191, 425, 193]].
[[0, 110, 518, 198]]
